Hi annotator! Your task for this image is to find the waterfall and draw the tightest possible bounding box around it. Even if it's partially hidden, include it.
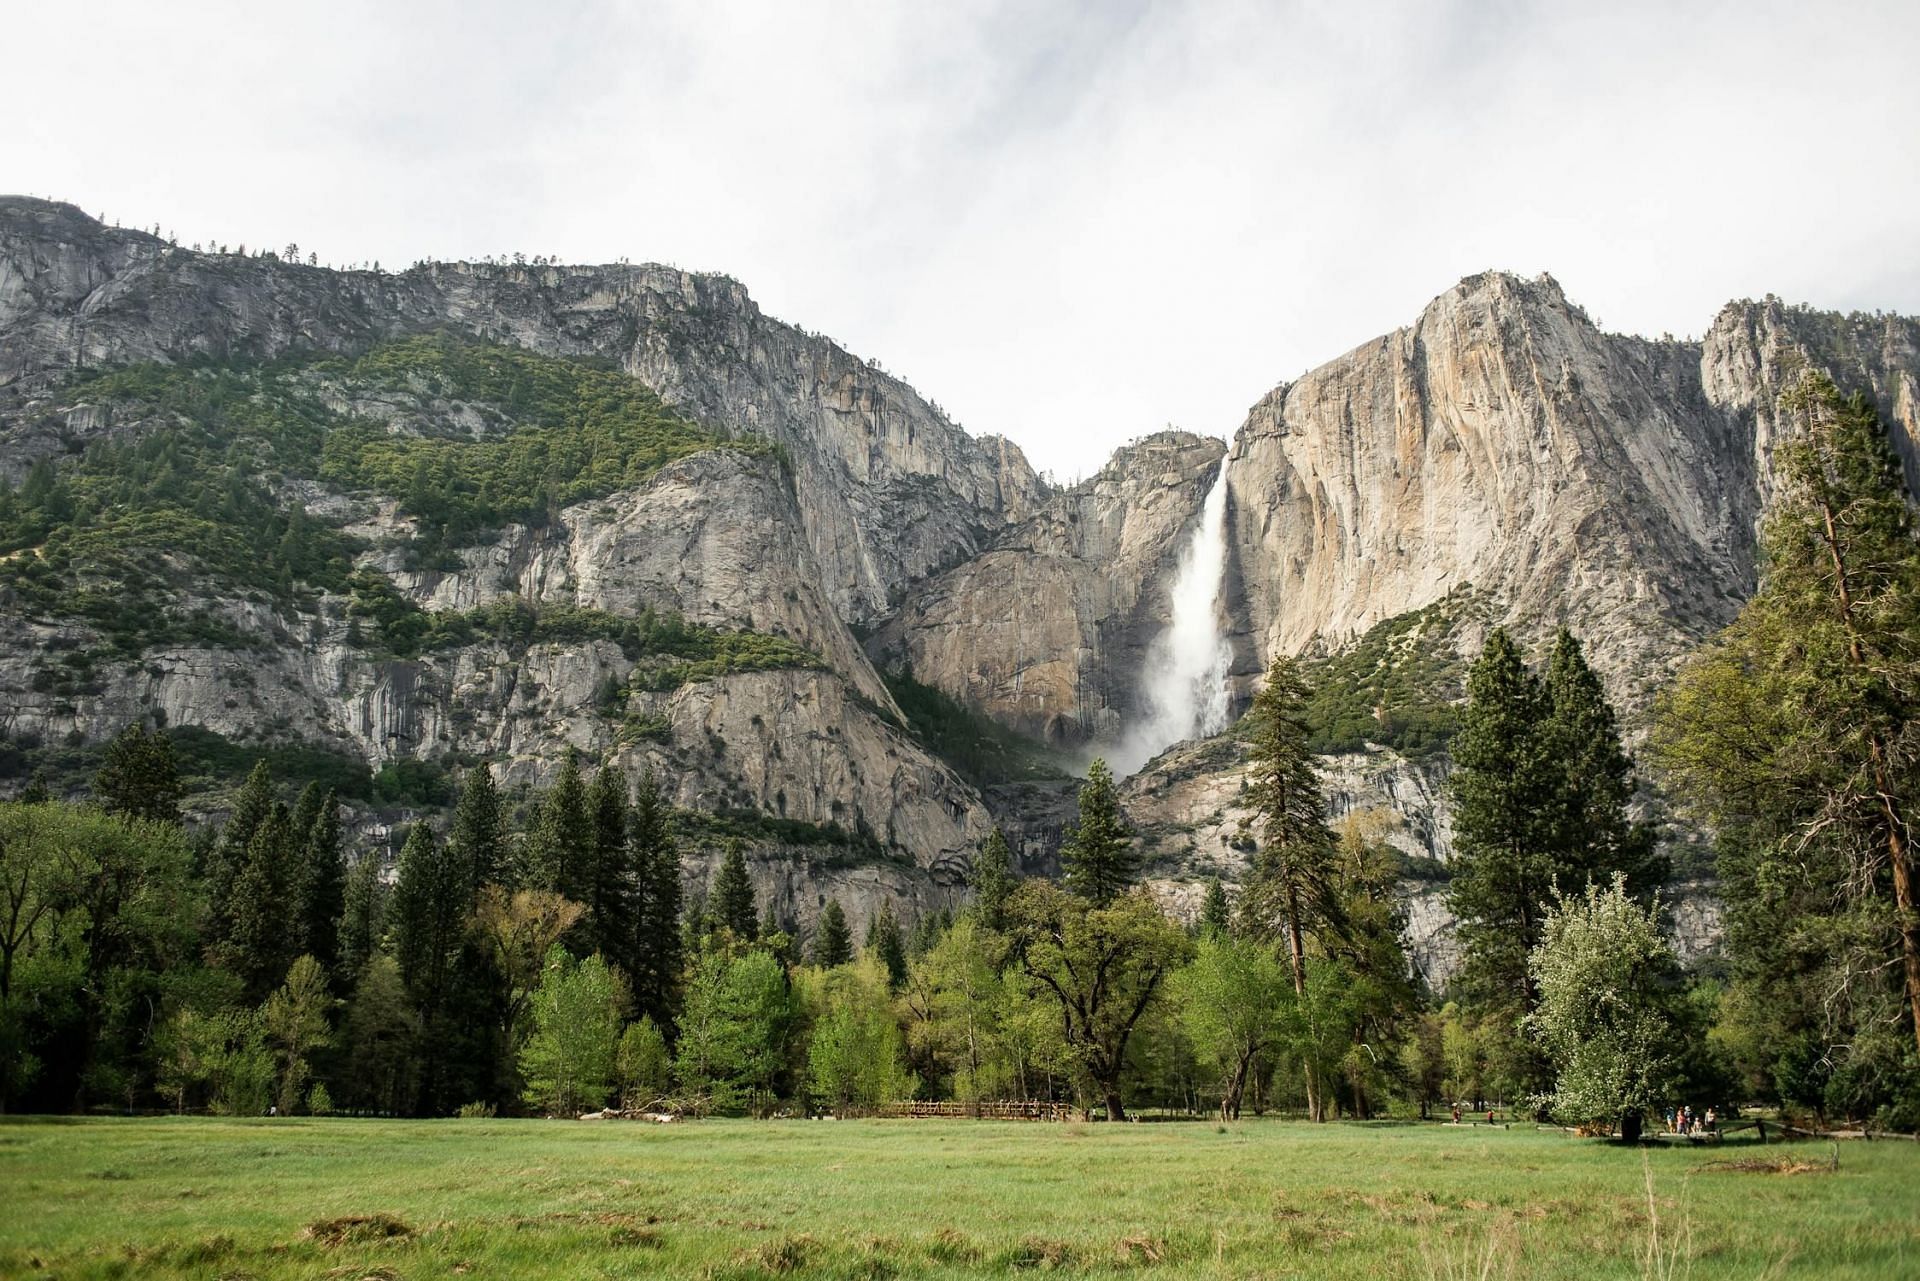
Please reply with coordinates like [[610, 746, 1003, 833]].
[[1108, 453, 1233, 776]]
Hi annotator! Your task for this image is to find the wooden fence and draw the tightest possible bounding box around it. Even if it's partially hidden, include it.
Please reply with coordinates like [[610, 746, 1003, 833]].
[[886, 1100, 1074, 1121]]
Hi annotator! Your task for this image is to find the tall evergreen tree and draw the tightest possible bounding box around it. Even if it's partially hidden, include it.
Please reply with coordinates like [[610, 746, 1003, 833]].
[[390, 824, 464, 1011], [812, 899, 854, 967], [1199, 877, 1232, 938], [866, 901, 907, 989], [523, 753, 593, 902], [711, 839, 759, 942], [1239, 657, 1339, 993], [448, 765, 507, 899], [1659, 372, 1920, 1071], [1060, 759, 1136, 907], [339, 852, 387, 980], [207, 762, 276, 945], [968, 828, 1018, 931], [629, 769, 683, 1029], [225, 804, 296, 1002], [586, 765, 637, 974], [1542, 630, 1663, 895], [93, 723, 182, 825], [1446, 628, 1563, 1016], [298, 789, 345, 975]]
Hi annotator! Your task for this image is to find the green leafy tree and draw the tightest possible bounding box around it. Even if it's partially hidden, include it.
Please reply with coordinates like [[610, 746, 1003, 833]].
[[1527, 875, 1680, 1138], [711, 840, 759, 942], [902, 916, 1025, 1103], [807, 958, 915, 1115], [1007, 881, 1192, 1120], [811, 899, 854, 968], [673, 947, 796, 1113], [1060, 759, 1137, 906], [262, 954, 336, 1114], [519, 945, 622, 1116], [93, 723, 183, 824], [1172, 933, 1290, 1119], [616, 1015, 672, 1108], [865, 901, 907, 989], [448, 765, 507, 899]]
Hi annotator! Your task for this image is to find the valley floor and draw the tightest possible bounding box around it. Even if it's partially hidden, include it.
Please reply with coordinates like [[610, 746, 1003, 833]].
[[2, 1115, 1915, 1279]]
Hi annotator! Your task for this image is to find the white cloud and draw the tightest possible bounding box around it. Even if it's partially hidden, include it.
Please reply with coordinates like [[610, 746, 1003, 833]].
[[7, 0, 1917, 479]]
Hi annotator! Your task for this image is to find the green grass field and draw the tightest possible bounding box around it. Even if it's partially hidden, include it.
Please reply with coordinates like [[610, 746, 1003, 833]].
[[2, 1116, 1915, 1279]]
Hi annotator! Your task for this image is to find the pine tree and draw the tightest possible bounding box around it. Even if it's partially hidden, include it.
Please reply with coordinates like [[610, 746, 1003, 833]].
[[1658, 372, 1920, 1063], [298, 789, 345, 976], [93, 723, 183, 824], [390, 824, 464, 1010], [1446, 628, 1564, 1017], [1239, 656, 1339, 992], [1200, 878, 1231, 938], [225, 805, 296, 1002], [712, 839, 759, 942], [866, 901, 907, 989], [524, 753, 593, 901], [812, 899, 854, 967], [1060, 759, 1136, 906], [285, 782, 326, 955], [968, 828, 1018, 931], [586, 765, 637, 974], [628, 770, 683, 1029], [339, 852, 386, 980], [447, 765, 507, 899], [1542, 630, 1664, 895], [208, 762, 276, 946]]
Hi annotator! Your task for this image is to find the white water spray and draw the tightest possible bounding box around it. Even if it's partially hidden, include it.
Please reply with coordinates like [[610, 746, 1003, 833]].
[[1109, 453, 1233, 776]]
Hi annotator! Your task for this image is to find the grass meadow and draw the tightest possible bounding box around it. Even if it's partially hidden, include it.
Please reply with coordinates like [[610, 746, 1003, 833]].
[[2, 1115, 1916, 1279]]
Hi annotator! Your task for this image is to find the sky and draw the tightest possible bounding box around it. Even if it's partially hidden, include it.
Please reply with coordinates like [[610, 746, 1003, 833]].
[[8, 0, 1919, 481]]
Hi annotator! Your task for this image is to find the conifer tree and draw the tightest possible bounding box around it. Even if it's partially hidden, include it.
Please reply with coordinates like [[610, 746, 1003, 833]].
[[339, 852, 386, 980], [93, 723, 183, 824], [812, 899, 854, 967], [208, 762, 276, 945], [226, 804, 296, 1002], [524, 753, 593, 901], [1060, 759, 1136, 907], [1239, 657, 1339, 993], [586, 765, 637, 974], [1446, 628, 1563, 1016], [628, 769, 683, 1029], [712, 839, 758, 941], [1200, 877, 1232, 938], [390, 825, 464, 1010], [968, 828, 1018, 931], [447, 765, 507, 899], [298, 789, 345, 975], [1542, 630, 1663, 895], [866, 901, 907, 989]]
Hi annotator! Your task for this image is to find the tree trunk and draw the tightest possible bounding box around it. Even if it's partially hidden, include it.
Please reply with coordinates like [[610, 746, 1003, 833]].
[[1620, 1110, 1643, 1143], [1105, 1091, 1126, 1122]]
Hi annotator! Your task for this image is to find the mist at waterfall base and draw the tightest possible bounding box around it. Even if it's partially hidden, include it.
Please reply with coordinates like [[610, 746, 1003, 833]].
[[1105, 455, 1234, 778]]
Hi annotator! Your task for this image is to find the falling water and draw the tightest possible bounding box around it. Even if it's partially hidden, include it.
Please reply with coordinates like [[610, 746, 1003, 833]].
[[1108, 453, 1233, 776]]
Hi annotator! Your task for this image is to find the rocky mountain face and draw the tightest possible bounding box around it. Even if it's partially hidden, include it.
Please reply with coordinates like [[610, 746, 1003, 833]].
[[4, 197, 1916, 963]]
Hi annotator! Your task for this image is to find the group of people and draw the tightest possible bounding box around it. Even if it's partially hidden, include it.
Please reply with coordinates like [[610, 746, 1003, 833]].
[[1666, 1105, 1716, 1136]]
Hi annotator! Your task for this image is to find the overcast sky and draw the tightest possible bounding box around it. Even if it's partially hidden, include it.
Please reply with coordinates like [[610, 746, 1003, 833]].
[[9, 0, 1918, 479]]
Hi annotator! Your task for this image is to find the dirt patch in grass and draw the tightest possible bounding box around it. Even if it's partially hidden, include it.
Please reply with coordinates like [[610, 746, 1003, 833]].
[[1695, 1157, 1833, 1176], [927, 1227, 981, 1262], [1006, 1236, 1075, 1270], [1113, 1232, 1167, 1264], [305, 1214, 414, 1247]]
